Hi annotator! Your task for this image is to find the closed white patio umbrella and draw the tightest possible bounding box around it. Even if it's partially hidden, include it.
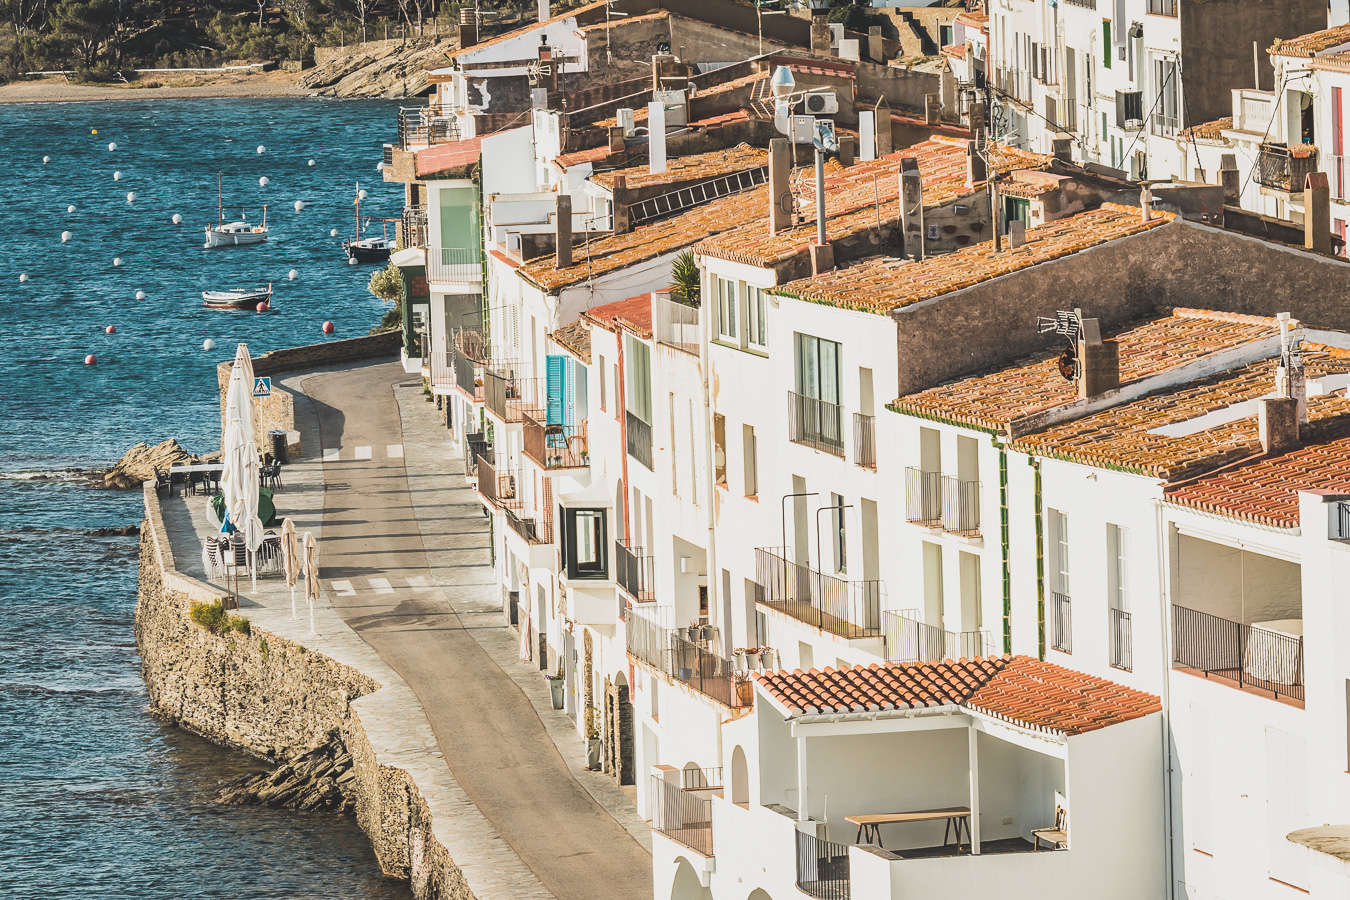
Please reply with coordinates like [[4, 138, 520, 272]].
[[303, 531, 319, 635], [281, 518, 300, 619]]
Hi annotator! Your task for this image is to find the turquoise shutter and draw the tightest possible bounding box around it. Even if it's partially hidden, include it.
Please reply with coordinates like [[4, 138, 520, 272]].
[[546, 354, 565, 425], [562, 357, 575, 428]]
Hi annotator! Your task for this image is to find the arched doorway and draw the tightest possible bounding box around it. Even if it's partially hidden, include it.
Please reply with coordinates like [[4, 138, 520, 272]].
[[746, 889, 774, 900], [604, 670, 635, 785], [670, 858, 712, 900], [730, 745, 749, 806]]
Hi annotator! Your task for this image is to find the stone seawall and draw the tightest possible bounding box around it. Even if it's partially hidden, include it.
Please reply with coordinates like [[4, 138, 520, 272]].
[[135, 483, 480, 899]]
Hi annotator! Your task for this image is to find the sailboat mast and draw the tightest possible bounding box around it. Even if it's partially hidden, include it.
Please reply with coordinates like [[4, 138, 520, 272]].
[[217, 173, 223, 226]]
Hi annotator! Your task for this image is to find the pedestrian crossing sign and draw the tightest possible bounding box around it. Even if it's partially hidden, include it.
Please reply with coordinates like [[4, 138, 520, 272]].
[[252, 376, 272, 397]]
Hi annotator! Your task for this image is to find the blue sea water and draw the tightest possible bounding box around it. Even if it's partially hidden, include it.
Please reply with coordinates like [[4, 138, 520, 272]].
[[0, 98, 412, 898]]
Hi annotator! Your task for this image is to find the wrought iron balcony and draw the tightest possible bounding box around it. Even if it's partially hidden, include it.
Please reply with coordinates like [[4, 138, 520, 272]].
[[754, 547, 882, 640], [1171, 604, 1303, 703], [627, 411, 653, 470], [788, 391, 844, 457], [397, 105, 461, 149], [1255, 143, 1317, 193], [650, 774, 715, 856], [1051, 591, 1072, 653], [796, 829, 850, 900], [627, 610, 749, 709], [523, 411, 587, 470], [615, 539, 654, 603], [400, 205, 428, 249], [505, 504, 553, 545], [1110, 607, 1132, 671], [853, 413, 875, 469], [882, 610, 995, 664]]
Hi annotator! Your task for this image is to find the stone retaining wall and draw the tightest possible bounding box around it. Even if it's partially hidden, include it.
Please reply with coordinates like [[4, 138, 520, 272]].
[[136, 484, 477, 899]]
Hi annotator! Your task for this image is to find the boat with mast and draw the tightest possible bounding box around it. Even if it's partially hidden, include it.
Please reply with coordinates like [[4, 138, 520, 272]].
[[342, 182, 394, 263], [204, 174, 268, 248], [202, 284, 273, 310]]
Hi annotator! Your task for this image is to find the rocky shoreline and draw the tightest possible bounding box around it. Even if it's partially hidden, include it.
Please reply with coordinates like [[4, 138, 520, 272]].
[[216, 733, 357, 815]]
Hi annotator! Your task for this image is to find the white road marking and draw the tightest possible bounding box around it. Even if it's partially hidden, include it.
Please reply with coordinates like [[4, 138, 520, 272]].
[[322, 448, 340, 462], [354, 446, 372, 460], [330, 580, 355, 596], [387, 444, 404, 458], [369, 577, 394, 594], [406, 575, 430, 592]]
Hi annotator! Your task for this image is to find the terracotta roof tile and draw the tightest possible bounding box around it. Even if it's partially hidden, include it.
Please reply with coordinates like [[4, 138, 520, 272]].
[[588, 143, 768, 191], [755, 655, 1160, 736], [580, 292, 655, 338], [1270, 23, 1350, 58], [775, 204, 1171, 316], [1178, 117, 1234, 146], [697, 138, 1052, 268], [447, 0, 608, 61], [416, 137, 484, 177], [893, 308, 1284, 431], [549, 320, 592, 363]]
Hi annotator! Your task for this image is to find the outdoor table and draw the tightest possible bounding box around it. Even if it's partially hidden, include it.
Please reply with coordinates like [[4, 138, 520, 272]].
[[845, 806, 972, 850], [168, 463, 224, 497]]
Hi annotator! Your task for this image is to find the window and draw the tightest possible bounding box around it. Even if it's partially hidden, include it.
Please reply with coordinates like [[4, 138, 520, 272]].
[[1151, 57, 1178, 136], [563, 508, 608, 579], [1053, 510, 1070, 596], [670, 393, 679, 495], [794, 333, 841, 404], [1107, 524, 1129, 611], [624, 335, 652, 423], [1102, 21, 1112, 68], [598, 353, 607, 410], [746, 285, 767, 351], [831, 493, 847, 574], [716, 276, 738, 342], [1147, 0, 1176, 16], [714, 414, 728, 487], [1115, 90, 1143, 128], [798, 641, 814, 671], [743, 424, 758, 497]]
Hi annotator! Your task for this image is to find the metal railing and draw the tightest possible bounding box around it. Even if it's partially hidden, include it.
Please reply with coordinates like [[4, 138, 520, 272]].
[[905, 468, 942, 527], [505, 504, 553, 545], [788, 391, 844, 457], [681, 766, 723, 789], [465, 434, 490, 479], [1332, 156, 1350, 202], [883, 610, 995, 663], [485, 369, 545, 423], [1051, 591, 1072, 653], [476, 456, 522, 511], [400, 205, 428, 249], [429, 348, 454, 391], [941, 476, 981, 537], [1151, 111, 1178, 138], [453, 345, 480, 401], [796, 829, 850, 900], [382, 143, 394, 166], [1110, 607, 1132, 671], [853, 413, 875, 469], [398, 105, 461, 149], [523, 412, 587, 469], [627, 610, 749, 709], [615, 539, 655, 603], [1255, 143, 1317, 193], [650, 775, 715, 856], [1171, 604, 1304, 702], [754, 547, 882, 639], [1334, 500, 1350, 539], [627, 411, 653, 470], [654, 293, 700, 355], [427, 246, 481, 283], [456, 327, 490, 363]]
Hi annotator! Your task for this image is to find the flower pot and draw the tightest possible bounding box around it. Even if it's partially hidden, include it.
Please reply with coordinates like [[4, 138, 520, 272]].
[[760, 650, 774, 669], [734, 653, 748, 672], [548, 677, 565, 709], [587, 737, 602, 770]]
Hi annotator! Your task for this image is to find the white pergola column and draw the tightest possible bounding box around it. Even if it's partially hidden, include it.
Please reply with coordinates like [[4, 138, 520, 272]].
[[797, 734, 809, 822], [968, 725, 981, 855]]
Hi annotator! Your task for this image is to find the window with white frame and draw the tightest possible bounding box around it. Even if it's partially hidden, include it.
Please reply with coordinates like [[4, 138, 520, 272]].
[[746, 285, 767, 351], [716, 276, 738, 342], [1107, 523, 1129, 611]]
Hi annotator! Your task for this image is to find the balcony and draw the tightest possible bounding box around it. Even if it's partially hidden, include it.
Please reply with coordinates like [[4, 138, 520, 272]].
[[883, 610, 995, 664], [397, 105, 461, 150], [650, 773, 717, 856], [427, 247, 481, 283], [1171, 604, 1303, 703], [1151, 111, 1178, 138], [400, 205, 428, 249], [484, 368, 545, 424], [465, 433, 491, 480], [754, 547, 882, 640], [796, 829, 850, 900], [453, 345, 483, 404], [1109, 608, 1132, 671], [626, 410, 653, 470], [905, 468, 942, 527], [1051, 591, 1072, 653], [506, 504, 553, 545], [1332, 156, 1350, 202], [907, 470, 981, 537], [853, 413, 875, 470], [523, 411, 587, 470], [653, 292, 700, 356], [615, 539, 654, 603], [788, 391, 845, 457], [1255, 143, 1317, 194], [627, 610, 751, 709], [475, 456, 522, 512], [429, 349, 454, 394]]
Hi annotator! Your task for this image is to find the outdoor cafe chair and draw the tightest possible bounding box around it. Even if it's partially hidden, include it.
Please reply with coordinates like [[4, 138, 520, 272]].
[[153, 468, 171, 497]]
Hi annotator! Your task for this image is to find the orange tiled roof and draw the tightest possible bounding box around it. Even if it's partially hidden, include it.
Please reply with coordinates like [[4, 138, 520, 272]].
[[588, 143, 768, 191], [1270, 23, 1350, 58], [1178, 117, 1233, 146], [698, 138, 1051, 267], [755, 655, 1160, 736], [774, 204, 1172, 316], [416, 137, 484, 177], [549, 320, 592, 363], [1012, 351, 1350, 481], [1166, 429, 1350, 528], [575, 9, 668, 34], [581, 293, 654, 338], [519, 185, 766, 292], [447, 0, 608, 61], [893, 308, 1285, 431]]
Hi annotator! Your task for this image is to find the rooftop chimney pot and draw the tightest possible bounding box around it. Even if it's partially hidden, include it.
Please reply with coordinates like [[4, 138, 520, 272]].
[[555, 193, 572, 268], [1259, 397, 1300, 454], [1305, 171, 1332, 254]]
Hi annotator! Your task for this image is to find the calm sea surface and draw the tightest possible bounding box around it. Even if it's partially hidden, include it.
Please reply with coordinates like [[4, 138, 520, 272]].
[[0, 98, 412, 899]]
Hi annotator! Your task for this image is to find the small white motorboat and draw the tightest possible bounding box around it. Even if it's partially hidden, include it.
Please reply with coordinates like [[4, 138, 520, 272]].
[[204, 173, 268, 248], [203, 285, 273, 310]]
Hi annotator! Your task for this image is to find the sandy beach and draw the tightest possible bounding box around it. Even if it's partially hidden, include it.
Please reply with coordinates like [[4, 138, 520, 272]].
[[0, 72, 311, 104]]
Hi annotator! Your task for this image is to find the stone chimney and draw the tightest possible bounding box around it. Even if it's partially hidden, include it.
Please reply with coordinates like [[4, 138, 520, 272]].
[[1140, 185, 1153, 223], [1305, 171, 1332, 254], [874, 98, 893, 156], [555, 193, 572, 268], [811, 16, 832, 55], [1050, 138, 1072, 164], [537, 39, 558, 94], [458, 8, 478, 49], [868, 26, 884, 64], [967, 101, 986, 136], [965, 139, 986, 189], [1219, 153, 1240, 204], [838, 134, 857, 168], [607, 126, 627, 164], [925, 94, 941, 126], [768, 138, 792, 234], [611, 174, 631, 235], [899, 157, 924, 260], [1077, 318, 1120, 400], [1259, 397, 1300, 454], [1008, 219, 1026, 248]]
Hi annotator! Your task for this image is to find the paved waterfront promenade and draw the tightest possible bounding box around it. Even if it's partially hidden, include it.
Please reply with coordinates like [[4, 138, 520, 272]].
[[160, 358, 650, 900]]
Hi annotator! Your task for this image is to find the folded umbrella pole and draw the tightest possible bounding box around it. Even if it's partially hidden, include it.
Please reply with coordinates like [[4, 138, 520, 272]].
[[281, 519, 300, 620], [303, 531, 320, 636]]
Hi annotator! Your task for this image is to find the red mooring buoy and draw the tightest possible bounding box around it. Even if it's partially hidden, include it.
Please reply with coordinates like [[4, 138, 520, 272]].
[[256, 302, 269, 313], [105, 325, 116, 334], [322, 321, 335, 334], [85, 354, 97, 365]]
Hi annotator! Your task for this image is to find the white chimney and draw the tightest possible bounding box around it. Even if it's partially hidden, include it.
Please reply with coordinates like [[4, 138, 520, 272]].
[[538, 0, 550, 22], [1140, 185, 1153, 223], [1275, 312, 1308, 424], [647, 99, 667, 174]]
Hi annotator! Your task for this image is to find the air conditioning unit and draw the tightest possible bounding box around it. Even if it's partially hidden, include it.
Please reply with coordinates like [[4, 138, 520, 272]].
[[616, 108, 636, 137], [803, 91, 838, 115]]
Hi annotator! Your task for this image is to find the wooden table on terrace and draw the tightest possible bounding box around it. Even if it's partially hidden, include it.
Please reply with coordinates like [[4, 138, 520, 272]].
[[846, 806, 972, 851]]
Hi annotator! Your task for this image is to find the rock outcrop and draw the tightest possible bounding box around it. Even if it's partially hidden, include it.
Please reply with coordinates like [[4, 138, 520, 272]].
[[216, 734, 356, 814], [104, 439, 193, 489], [302, 38, 456, 98]]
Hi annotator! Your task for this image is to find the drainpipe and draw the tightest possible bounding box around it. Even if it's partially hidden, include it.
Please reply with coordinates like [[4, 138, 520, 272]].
[[698, 280, 721, 650], [1032, 457, 1046, 661], [997, 441, 1011, 654], [1154, 497, 1177, 900], [616, 324, 631, 544]]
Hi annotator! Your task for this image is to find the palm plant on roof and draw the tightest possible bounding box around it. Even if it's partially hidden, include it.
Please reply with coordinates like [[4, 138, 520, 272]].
[[671, 250, 701, 307]]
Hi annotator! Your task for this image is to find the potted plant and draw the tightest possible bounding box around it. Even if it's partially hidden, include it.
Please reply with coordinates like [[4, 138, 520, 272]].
[[547, 661, 566, 710], [759, 647, 775, 669], [585, 710, 602, 770]]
